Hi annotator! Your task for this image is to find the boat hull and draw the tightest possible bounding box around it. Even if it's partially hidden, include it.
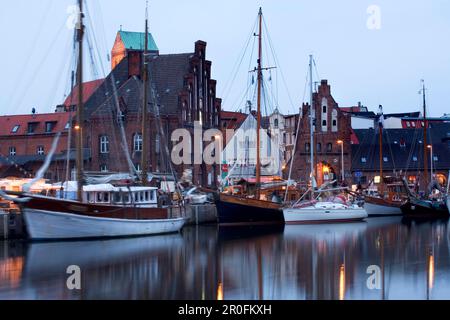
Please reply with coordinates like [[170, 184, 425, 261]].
[[283, 207, 367, 224], [400, 197, 449, 219], [364, 200, 403, 216], [215, 195, 283, 225], [23, 208, 186, 240]]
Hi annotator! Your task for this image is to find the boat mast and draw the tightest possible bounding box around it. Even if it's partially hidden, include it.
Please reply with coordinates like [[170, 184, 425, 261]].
[[141, 2, 149, 185], [255, 7, 262, 199], [76, 0, 84, 202], [421, 80, 428, 195], [309, 55, 314, 199], [378, 105, 384, 195]]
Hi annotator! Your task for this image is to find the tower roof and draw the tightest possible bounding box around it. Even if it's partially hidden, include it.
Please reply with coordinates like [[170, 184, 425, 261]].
[[118, 30, 158, 52]]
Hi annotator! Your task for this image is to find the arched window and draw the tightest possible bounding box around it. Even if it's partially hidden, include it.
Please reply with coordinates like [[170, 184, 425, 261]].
[[133, 133, 143, 152], [327, 143, 332, 152], [100, 135, 109, 153], [274, 118, 279, 128]]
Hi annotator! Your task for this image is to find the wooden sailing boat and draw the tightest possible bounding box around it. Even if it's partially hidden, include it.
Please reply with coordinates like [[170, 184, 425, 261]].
[[215, 8, 284, 225], [363, 106, 406, 216], [400, 80, 449, 218], [282, 55, 367, 224], [9, 1, 186, 240]]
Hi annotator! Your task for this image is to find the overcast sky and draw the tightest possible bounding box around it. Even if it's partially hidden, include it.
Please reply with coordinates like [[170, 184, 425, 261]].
[[0, 0, 449, 117]]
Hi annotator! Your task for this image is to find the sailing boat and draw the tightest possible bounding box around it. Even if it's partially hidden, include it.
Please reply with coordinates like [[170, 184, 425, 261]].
[[282, 55, 367, 224], [363, 106, 406, 216], [8, 1, 186, 240], [400, 81, 449, 218], [215, 8, 284, 225]]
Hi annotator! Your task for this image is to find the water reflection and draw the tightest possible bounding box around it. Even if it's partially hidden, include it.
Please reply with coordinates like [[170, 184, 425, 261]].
[[1, 216, 450, 300]]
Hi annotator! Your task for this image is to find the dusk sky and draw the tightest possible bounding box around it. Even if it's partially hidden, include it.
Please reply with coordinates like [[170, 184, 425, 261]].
[[0, 0, 449, 117]]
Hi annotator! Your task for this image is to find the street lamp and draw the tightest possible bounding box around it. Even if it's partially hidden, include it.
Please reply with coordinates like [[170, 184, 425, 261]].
[[427, 144, 433, 178], [215, 134, 223, 186], [337, 140, 344, 182]]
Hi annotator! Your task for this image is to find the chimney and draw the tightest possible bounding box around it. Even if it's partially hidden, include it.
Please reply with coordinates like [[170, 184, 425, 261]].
[[128, 51, 142, 78]]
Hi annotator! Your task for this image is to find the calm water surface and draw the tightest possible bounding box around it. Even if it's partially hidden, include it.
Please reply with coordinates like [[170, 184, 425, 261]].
[[1, 216, 450, 300]]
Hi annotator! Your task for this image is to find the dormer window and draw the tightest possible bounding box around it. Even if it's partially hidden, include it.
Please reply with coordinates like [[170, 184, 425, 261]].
[[383, 157, 388, 162], [413, 156, 418, 161], [27, 122, 38, 134], [45, 121, 56, 133], [361, 157, 367, 163], [11, 125, 20, 133]]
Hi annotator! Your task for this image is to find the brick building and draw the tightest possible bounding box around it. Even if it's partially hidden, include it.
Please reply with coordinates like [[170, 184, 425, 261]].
[[290, 80, 353, 186], [0, 111, 75, 180], [81, 31, 222, 188]]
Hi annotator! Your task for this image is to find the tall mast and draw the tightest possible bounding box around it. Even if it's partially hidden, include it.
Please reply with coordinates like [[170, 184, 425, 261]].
[[76, 0, 84, 202], [141, 2, 149, 185], [255, 7, 262, 199], [421, 80, 428, 195], [378, 105, 384, 194], [309, 55, 314, 199]]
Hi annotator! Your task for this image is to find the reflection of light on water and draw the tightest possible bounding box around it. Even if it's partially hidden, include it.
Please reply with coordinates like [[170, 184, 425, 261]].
[[217, 282, 223, 300], [0, 257, 24, 289], [339, 264, 345, 300], [428, 253, 434, 291]]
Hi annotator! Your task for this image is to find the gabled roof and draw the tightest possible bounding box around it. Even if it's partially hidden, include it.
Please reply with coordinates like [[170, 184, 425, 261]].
[[85, 53, 193, 117], [64, 79, 104, 107], [119, 31, 158, 52], [0, 112, 74, 136], [220, 111, 247, 130], [351, 124, 450, 171]]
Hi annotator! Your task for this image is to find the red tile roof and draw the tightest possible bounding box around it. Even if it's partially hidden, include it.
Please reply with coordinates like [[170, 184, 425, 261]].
[[220, 110, 247, 130], [64, 79, 105, 107], [0, 112, 74, 136]]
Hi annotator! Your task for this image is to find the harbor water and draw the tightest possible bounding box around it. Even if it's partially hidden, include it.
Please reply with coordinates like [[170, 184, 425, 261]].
[[1, 216, 450, 300]]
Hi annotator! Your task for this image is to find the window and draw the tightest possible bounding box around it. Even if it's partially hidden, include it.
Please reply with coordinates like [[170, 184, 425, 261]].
[[45, 121, 56, 133], [133, 133, 143, 152], [305, 143, 310, 152], [65, 122, 70, 130], [413, 156, 418, 161], [316, 143, 321, 153], [37, 146, 44, 155], [274, 118, 279, 128], [100, 164, 108, 172], [9, 147, 16, 156], [383, 157, 388, 162], [322, 120, 327, 126], [327, 143, 332, 152], [433, 156, 438, 161], [100, 135, 109, 153], [11, 125, 20, 133], [27, 122, 38, 134], [322, 106, 327, 113], [332, 119, 337, 127], [411, 122, 416, 127], [361, 157, 367, 163]]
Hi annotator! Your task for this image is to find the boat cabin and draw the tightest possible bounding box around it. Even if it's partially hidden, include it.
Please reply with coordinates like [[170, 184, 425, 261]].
[[82, 184, 158, 207]]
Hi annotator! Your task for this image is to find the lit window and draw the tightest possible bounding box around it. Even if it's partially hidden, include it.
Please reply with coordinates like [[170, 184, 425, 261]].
[[361, 157, 367, 163], [413, 156, 418, 161], [133, 133, 143, 152], [433, 156, 438, 161], [9, 147, 16, 156], [411, 122, 416, 127], [406, 122, 411, 127], [100, 135, 109, 153], [100, 164, 108, 172], [11, 125, 20, 133], [65, 122, 70, 130], [383, 157, 388, 162], [135, 163, 142, 173], [37, 146, 44, 155]]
